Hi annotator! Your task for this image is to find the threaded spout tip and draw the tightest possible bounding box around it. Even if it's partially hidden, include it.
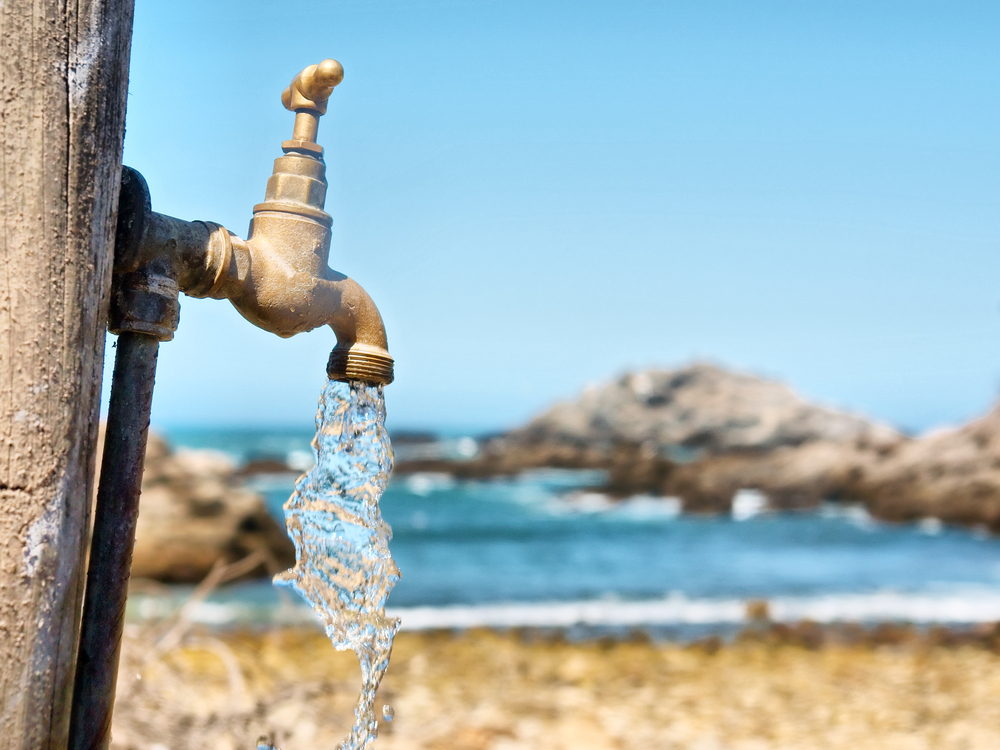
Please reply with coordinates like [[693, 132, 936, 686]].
[[327, 344, 394, 385]]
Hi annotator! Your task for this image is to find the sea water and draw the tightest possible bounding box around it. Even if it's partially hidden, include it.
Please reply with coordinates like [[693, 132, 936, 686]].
[[273, 380, 399, 750], [149, 428, 1000, 635]]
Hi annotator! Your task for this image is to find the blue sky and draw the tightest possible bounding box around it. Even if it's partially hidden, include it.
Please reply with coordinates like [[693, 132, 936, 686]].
[[115, 0, 1000, 434]]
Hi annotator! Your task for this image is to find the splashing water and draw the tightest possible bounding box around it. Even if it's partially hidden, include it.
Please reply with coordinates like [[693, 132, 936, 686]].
[[274, 379, 400, 750]]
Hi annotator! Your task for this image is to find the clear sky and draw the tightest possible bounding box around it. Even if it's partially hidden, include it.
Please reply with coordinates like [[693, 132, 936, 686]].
[[114, 0, 1000, 435]]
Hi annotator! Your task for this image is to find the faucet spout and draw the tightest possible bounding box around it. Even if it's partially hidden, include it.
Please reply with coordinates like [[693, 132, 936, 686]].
[[322, 277, 396, 384], [218, 232, 394, 382]]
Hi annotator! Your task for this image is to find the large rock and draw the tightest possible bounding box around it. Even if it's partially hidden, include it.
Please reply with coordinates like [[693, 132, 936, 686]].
[[658, 441, 892, 514], [96, 428, 295, 582], [849, 405, 1000, 529], [593, 402, 1000, 530], [514, 363, 900, 456], [669, 405, 1000, 530], [544, 436, 887, 514], [396, 363, 901, 482], [395, 362, 1000, 530]]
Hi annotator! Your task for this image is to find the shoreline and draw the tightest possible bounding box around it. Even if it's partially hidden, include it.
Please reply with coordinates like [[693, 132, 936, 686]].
[[125, 580, 1000, 635]]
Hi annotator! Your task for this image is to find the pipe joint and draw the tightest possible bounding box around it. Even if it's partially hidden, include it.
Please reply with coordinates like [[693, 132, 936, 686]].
[[107, 270, 180, 341], [108, 169, 181, 341]]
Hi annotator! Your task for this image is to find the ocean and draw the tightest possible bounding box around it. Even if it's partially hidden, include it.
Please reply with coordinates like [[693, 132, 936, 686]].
[[132, 427, 1000, 637]]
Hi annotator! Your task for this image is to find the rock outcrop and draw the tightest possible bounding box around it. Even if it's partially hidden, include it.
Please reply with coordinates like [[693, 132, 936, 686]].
[[651, 441, 892, 514], [395, 363, 1000, 530], [396, 363, 902, 492], [96, 429, 295, 582], [849, 406, 1000, 529], [644, 402, 1000, 529], [513, 363, 900, 456]]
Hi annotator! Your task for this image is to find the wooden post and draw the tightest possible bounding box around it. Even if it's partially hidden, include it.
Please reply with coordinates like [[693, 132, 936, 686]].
[[0, 1, 135, 747]]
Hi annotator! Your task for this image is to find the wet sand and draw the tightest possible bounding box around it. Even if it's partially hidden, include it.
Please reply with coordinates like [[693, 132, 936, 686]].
[[111, 625, 1000, 750]]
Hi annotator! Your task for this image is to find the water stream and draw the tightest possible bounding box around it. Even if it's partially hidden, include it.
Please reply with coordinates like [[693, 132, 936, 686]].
[[267, 379, 400, 750]]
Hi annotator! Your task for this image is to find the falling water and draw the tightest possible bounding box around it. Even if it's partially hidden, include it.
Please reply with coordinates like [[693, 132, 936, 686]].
[[272, 379, 400, 750]]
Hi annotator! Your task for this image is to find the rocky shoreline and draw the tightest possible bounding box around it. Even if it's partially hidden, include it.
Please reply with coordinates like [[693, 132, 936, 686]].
[[396, 363, 1000, 530], [104, 428, 295, 583], [122, 362, 1000, 584]]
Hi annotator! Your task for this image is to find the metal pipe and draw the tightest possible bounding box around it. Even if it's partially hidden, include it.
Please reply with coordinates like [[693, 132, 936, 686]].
[[68, 332, 159, 750], [291, 111, 320, 142]]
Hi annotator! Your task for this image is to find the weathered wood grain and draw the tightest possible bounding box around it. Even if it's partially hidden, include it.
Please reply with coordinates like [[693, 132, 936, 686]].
[[0, 1, 134, 747]]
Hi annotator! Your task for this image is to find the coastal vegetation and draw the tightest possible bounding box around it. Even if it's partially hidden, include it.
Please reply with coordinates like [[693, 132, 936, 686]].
[[110, 624, 1000, 749]]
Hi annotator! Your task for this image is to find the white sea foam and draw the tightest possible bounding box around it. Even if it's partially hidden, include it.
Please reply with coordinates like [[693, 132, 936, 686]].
[[542, 491, 683, 519], [286, 449, 315, 472], [388, 595, 746, 629], [615, 495, 683, 520], [919, 517, 944, 536], [385, 589, 1000, 630], [128, 588, 1000, 631], [405, 472, 457, 496], [561, 491, 615, 513], [819, 502, 879, 530], [732, 488, 768, 521]]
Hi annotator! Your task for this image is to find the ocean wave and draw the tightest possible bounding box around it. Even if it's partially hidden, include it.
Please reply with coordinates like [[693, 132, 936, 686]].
[[128, 588, 1000, 629], [386, 590, 1000, 630], [533, 491, 684, 520]]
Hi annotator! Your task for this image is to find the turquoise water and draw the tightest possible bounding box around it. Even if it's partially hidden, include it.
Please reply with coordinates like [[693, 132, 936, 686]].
[[154, 427, 1000, 633]]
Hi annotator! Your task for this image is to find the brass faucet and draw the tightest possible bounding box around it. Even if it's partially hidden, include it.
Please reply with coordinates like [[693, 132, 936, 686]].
[[71, 60, 394, 750], [112, 59, 394, 384]]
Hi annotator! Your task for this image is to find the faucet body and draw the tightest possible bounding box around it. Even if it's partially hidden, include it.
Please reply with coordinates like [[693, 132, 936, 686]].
[[114, 161, 394, 384]]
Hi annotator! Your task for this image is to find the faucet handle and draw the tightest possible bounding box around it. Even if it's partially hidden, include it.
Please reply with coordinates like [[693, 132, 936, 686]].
[[280, 60, 344, 156], [282, 59, 344, 116]]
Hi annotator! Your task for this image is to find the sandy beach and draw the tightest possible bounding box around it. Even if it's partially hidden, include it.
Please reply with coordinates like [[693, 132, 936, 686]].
[[109, 624, 1000, 750]]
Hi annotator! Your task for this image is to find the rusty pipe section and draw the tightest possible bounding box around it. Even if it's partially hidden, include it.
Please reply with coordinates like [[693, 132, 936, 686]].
[[69, 331, 159, 750], [113, 59, 393, 385]]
